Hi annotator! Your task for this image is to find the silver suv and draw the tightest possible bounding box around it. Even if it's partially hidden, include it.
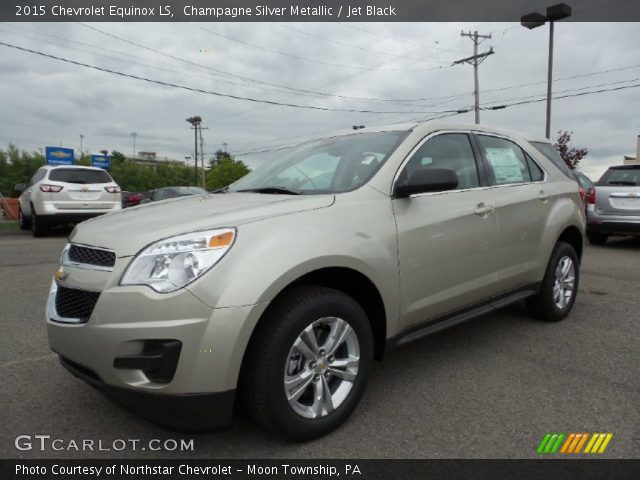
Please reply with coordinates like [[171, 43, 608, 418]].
[[46, 123, 585, 441], [586, 164, 640, 244], [16, 165, 121, 236]]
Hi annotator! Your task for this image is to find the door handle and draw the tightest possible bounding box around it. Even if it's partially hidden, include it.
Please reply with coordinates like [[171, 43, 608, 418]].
[[474, 202, 494, 217], [538, 189, 549, 202]]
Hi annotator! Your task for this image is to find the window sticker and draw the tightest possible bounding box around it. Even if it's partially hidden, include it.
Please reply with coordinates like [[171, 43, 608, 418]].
[[485, 147, 525, 183]]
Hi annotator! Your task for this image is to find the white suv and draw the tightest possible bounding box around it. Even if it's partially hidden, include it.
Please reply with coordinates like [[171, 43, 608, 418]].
[[16, 165, 122, 236]]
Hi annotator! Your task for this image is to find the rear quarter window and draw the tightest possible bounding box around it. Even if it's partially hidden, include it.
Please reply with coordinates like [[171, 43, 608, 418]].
[[530, 141, 574, 179], [48, 169, 113, 184]]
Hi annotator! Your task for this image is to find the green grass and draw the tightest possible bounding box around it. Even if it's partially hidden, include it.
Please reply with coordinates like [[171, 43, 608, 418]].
[[0, 221, 19, 230]]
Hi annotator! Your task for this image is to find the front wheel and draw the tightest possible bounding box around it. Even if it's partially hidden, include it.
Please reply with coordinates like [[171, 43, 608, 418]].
[[241, 286, 374, 441], [526, 241, 579, 322]]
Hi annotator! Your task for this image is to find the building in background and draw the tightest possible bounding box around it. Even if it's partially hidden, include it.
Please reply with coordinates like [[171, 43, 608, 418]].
[[623, 135, 640, 165]]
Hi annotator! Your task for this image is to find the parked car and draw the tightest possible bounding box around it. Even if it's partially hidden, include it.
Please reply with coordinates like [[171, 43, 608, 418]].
[[15, 165, 121, 237], [573, 171, 595, 207], [46, 123, 585, 441], [140, 186, 207, 203], [586, 164, 640, 245], [121, 191, 148, 208]]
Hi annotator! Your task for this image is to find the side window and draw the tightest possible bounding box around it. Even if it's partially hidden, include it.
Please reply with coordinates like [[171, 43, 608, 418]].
[[399, 133, 479, 190], [525, 153, 545, 182], [477, 135, 532, 185]]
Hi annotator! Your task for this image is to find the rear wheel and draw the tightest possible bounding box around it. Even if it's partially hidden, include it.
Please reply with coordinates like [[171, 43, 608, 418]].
[[526, 241, 579, 322], [18, 206, 31, 230], [586, 231, 608, 245], [241, 286, 373, 441], [31, 208, 46, 237]]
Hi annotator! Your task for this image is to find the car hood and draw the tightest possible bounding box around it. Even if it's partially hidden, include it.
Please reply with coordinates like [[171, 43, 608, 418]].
[[71, 192, 335, 256]]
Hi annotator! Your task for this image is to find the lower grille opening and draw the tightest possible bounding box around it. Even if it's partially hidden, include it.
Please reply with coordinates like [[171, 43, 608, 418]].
[[113, 340, 182, 384], [55, 286, 100, 322]]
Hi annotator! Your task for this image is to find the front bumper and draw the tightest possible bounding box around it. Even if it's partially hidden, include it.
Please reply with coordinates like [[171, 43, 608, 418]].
[[46, 260, 268, 429], [59, 355, 235, 430]]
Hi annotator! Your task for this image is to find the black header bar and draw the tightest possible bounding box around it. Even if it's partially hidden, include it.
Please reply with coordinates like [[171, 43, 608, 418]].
[[5, 0, 640, 22]]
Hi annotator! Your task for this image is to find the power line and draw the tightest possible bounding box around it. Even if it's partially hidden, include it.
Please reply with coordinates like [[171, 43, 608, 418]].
[[275, 23, 452, 65], [236, 80, 640, 155], [334, 23, 467, 55], [76, 23, 453, 106], [0, 41, 464, 115], [191, 23, 449, 69]]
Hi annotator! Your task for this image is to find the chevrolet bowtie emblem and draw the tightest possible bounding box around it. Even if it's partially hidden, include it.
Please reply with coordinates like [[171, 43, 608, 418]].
[[54, 267, 69, 281]]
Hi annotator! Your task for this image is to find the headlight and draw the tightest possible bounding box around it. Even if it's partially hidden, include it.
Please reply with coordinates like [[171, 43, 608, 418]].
[[120, 228, 236, 293]]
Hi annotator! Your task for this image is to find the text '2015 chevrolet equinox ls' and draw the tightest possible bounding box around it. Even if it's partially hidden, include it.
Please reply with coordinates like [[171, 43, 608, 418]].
[[47, 123, 585, 441]]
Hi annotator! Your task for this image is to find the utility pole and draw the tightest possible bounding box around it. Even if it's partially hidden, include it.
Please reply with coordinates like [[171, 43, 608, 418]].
[[199, 125, 209, 189], [186, 116, 202, 185], [131, 132, 137, 159], [453, 31, 494, 124], [79, 134, 84, 159]]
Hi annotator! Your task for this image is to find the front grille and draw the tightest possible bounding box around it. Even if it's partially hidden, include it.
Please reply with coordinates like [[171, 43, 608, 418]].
[[69, 244, 116, 268], [55, 286, 100, 321]]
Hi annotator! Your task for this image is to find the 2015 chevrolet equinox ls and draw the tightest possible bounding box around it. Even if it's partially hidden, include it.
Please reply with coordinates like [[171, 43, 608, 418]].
[[47, 123, 585, 441]]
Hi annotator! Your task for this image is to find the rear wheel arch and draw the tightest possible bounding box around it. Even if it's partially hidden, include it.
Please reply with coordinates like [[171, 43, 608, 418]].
[[557, 225, 583, 262]]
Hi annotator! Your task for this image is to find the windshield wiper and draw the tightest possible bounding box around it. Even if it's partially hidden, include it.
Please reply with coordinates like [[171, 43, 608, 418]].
[[237, 187, 301, 195]]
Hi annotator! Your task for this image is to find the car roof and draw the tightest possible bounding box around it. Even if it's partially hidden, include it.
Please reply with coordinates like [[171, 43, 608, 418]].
[[42, 165, 108, 171], [327, 121, 551, 145]]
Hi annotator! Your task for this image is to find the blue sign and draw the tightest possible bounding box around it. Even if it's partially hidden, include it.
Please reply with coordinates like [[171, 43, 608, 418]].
[[45, 147, 74, 165], [91, 154, 110, 170]]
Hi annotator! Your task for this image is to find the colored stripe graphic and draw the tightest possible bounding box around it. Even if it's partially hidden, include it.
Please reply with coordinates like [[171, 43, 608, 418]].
[[537, 433, 565, 454], [585, 433, 614, 453], [539, 433, 613, 454]]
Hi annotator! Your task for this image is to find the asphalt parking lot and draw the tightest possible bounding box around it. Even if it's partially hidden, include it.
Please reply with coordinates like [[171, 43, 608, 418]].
[[1, 226, 638, 459]]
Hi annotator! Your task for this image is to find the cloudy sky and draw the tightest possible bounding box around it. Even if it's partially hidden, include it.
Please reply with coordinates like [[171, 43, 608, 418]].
[[0, 20, 639, 180]]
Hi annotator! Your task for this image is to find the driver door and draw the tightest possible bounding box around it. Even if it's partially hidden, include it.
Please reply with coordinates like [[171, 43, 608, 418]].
[[392, 132, 500, 331]]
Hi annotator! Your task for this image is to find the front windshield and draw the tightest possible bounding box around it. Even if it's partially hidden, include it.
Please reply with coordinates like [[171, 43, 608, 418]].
[[229, 130, 409, 194]]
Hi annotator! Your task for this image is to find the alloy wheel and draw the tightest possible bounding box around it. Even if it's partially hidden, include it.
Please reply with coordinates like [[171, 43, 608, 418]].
[[284, 316, 360, 419], [553, 256, 575, 309]]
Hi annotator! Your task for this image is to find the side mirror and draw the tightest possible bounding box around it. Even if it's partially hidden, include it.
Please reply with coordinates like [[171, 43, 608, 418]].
[[394, 167, 459, 198], [14, 183, 27, 193]]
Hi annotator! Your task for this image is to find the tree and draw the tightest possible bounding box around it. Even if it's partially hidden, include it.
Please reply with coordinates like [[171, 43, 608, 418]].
[[206, 151, 250, 190], [209, 149, 234, 167], [554, 131, 588, 170]]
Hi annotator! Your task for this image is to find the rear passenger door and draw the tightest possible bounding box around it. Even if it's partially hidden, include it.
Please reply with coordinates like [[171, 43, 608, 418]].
[[474, 133, 549, 291], [393, 132, 499, 331]]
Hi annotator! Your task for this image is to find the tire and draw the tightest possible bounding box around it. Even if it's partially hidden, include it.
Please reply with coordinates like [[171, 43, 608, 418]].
[[18, 206, 31, 230], [241, 286, 374, 441], [31, 208, 46, 237], [587, 231, 608, 245], [526, 241, 579, 322]]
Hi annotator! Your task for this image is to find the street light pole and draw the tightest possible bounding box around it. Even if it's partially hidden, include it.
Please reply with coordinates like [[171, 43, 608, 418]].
[[521, 3, 572, 139], [546, 20, 554, 139]]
